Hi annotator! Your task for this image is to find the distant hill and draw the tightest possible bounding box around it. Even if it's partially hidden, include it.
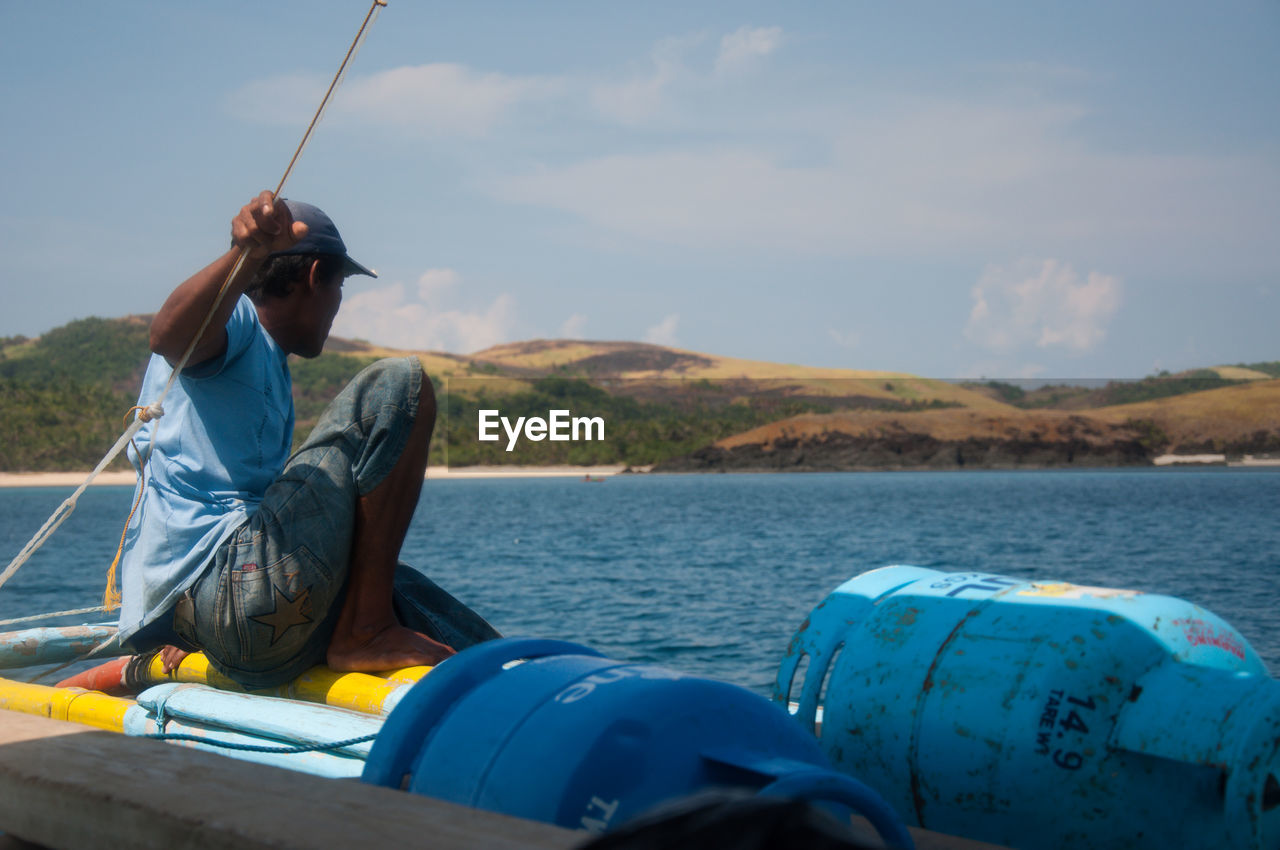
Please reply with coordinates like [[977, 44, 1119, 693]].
[[654, 379, 1280, 472], [334, 336, 1010, 410], [0, 317, 151, 471], [314, 337, 1015, 467], [1, 317, 1275, 471], [961, 362, 1280, 410], [1090, 379, 1280, 455]]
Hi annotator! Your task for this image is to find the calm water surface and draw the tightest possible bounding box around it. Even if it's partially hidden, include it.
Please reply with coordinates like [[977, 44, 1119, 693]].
[[1, 469, 1276, 695]]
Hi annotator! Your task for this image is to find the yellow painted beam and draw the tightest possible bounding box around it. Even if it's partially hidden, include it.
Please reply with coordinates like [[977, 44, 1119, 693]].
[[382, 665, 432, 687], [141, 653, 413, 715], [0, 677, 131, 732]]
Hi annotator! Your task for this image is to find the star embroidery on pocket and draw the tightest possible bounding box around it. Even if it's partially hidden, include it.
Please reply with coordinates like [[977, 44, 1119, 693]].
[[250, 584, 313, 645]]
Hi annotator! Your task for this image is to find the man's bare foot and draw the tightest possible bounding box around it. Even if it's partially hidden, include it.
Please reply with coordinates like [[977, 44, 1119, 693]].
[[326, 624, 455, 672]]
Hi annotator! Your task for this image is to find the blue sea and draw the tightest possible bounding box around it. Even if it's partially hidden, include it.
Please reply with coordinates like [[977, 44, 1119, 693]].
[[1, 469, 1277, 695]]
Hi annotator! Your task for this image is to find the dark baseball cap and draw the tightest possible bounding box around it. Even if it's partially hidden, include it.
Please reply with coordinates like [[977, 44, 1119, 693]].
[[271, 199, 376, 278]]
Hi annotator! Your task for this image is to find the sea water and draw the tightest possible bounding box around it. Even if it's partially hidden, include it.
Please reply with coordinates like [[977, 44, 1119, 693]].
[[1, 469, 1276, 696]]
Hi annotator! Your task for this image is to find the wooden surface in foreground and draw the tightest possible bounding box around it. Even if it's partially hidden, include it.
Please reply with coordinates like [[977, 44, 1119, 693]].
[[0, 712, 577, 850], [0, 712, 1010, 850]]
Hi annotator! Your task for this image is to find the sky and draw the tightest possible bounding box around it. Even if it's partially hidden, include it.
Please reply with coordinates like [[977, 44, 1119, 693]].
[[1, 1, 1276, 380]]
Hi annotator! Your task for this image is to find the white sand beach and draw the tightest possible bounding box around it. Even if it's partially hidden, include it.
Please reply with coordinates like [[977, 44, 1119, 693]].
[[0, 471, 139, 488], [1152, 454, 1280, 467], [426, 465, 636, 480]]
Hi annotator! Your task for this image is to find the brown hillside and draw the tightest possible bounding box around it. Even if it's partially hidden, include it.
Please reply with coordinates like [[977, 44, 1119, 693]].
[[717, 409, 1127, 449], [653, 378, 1280, 472], [464, 339, 1010, 410], [1091, 378, 1280, 453], [655, 407, 1149, 472]]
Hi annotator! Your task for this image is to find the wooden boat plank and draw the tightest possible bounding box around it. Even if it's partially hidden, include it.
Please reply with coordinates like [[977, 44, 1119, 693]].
[[0, 712, 579, 850]]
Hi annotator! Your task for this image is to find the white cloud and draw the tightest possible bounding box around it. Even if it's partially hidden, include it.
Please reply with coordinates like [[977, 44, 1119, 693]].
[[417, 268, 459, 300], [332, 270, 516, 353], [228, 73, 328, 126], [559, 313, 588, 339], [445, 294, 517, 353], [491, 96, 1280, 274], [339, 64, 550, 136], [964, 259, 1121, 354], [590, 27, 778, 124], [590, 34, 702, 124], [828, 329, 859, 350], [233, 39, 1277, 281], [715, 26, 782, 75], [231, 63, 552, 137], [644, 313, 680, 346]]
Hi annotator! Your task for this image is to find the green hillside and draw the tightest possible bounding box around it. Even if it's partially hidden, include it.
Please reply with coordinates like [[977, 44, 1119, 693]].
[[1, 315, 1275, 471], [0, 317, 150, 471], [961, 369, 1267, 410]]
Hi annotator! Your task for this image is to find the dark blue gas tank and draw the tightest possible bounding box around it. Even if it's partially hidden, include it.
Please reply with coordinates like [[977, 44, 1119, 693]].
[[364, 637, 912, 846]]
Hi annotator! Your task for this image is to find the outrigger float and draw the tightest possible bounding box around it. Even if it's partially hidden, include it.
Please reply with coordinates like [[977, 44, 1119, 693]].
[[0, 627, 413, 778]]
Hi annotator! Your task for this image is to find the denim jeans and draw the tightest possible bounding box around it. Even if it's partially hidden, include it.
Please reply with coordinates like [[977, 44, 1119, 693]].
[[174, 357, 499, 688]]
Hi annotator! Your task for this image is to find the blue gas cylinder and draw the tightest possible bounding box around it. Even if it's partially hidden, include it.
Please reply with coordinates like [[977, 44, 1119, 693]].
[[364, 637, 912, 847], [776, 566, 1280, 850]]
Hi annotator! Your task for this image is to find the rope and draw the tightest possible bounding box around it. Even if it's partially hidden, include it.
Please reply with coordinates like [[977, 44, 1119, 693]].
[[102, 405, 162, 610], [0, 606, 110, 628], [0, 413, 152, 595], [0, 1, 387, 607], [141, 732, 377, 755]]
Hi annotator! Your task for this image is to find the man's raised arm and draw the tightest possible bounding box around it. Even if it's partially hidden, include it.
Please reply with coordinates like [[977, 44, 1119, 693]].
[[149, 190, 307, 367]]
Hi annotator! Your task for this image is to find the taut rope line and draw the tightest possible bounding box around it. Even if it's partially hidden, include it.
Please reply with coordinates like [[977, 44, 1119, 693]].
[[0, 1, 388, 614]]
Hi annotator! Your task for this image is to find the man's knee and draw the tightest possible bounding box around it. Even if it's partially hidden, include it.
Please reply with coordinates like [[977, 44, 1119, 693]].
[[347, 357, 424, 406], [365, 356, 434, 430]]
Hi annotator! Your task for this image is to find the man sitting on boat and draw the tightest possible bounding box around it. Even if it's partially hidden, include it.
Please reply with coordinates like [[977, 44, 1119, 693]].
[[91, 191, 497, 689]]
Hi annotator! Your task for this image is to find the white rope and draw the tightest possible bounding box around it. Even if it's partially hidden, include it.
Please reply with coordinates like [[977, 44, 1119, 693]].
[[0, 606, 111, 629], [0, 410, 156, 594]]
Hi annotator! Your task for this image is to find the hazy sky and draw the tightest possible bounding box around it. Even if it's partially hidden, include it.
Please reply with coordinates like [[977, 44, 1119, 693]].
[[2, 1, 1276, 379]]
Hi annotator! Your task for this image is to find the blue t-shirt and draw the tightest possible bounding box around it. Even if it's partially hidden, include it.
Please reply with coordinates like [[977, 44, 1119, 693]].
[[118, 296, 294, 644]]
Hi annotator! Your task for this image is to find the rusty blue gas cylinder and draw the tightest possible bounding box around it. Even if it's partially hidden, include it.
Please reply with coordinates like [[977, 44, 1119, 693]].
[[776, 566, 1280, 850]]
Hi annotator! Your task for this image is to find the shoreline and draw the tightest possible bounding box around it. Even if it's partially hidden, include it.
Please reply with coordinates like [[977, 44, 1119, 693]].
[[0, 466, 639, 489], [2, 456, 1276, 489], [1154, 453, 1280, 467]]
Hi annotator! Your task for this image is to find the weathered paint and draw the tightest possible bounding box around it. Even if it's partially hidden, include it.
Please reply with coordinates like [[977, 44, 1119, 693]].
[[381, 665, 432, 687], [0, 624, 121, 669], [777, 565, 1280, 850]]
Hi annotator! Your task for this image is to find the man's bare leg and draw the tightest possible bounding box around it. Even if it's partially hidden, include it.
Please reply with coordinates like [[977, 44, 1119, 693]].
[[326, 370, 456, 671]]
